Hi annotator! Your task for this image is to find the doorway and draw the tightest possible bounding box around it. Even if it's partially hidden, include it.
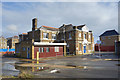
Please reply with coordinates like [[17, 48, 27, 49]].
[[27, 47, 30, 59], [84, 46, 86, 53]]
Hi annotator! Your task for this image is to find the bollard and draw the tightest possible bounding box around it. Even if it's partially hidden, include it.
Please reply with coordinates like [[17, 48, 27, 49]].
[[37, 52, 39, 61]]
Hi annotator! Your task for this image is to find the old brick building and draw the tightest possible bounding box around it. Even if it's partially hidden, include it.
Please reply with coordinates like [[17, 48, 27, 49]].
[[7, 36, 19, 49], [57, 24, 94, 55], [98, 30, 120, 52], [0, 36, 7, 49], [15, 18, 94, 59]]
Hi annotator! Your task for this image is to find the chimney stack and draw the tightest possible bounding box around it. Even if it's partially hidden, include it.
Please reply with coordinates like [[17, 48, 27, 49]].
[[32, 18, 37, 31]]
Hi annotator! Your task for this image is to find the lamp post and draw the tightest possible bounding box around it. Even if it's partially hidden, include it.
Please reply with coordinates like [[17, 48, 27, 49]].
[[97, 39, 101, 58], [63, 24, 66, 56]]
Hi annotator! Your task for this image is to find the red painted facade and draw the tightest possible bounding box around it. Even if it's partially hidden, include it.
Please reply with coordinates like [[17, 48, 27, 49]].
[[95, 45, 115, 52], [34, 45, 64, 58]]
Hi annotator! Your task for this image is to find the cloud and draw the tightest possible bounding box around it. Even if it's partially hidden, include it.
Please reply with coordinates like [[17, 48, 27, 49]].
[[1, 0, 119, 2], [0, 2, 2, 36], [2, 2, 118, 43], [6, 24, 18, 32]]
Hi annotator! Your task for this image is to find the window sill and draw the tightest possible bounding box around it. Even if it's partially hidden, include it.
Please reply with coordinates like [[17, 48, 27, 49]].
[[43, 38, 49, 40], [52, 39, 56, 40], [68, 38, 72, 40]]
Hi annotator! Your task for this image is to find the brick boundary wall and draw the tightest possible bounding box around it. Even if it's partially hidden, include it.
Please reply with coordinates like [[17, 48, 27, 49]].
[[95, 45, 115, 52]]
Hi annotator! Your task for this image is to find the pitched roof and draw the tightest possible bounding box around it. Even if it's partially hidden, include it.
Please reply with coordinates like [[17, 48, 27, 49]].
[[99, 30, 119, 37], [77, 24, 85, 28], [42, 25, 59, 30], [59, 24, 73, 29], [22, 33, 28, 35]]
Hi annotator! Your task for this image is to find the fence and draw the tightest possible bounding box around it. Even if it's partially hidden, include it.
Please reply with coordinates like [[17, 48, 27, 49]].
[[0, 49, 15, 52]]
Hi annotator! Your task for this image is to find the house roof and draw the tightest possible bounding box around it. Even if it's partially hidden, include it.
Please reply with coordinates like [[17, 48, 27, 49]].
[[59, 24, 73, 29], [77, 24, 85, 28], [22, 33, 28, 35], [42, 25, 59, 30], [99, 30, 119, 37]]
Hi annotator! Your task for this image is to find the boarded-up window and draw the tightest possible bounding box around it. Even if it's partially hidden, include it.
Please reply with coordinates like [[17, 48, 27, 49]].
[[88, 44, 91, 50], [79, 43, 82, 51]]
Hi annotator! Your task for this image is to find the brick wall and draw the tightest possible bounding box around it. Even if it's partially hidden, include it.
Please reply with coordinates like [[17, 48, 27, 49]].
[[34, 45, 63, 58], [95, 45, 115, 52]]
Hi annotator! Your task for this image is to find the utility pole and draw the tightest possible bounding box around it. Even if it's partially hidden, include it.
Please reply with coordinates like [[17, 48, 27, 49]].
[[63, 24, 66, 56]]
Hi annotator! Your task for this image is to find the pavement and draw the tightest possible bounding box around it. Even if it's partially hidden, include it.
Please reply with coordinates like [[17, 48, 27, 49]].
[[1, 52, 120, 78]]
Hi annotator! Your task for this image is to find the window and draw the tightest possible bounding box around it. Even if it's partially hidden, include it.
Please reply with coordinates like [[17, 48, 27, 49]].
[[55, 47, 59, 52], [102, 42, 105, 45], [39, 48, 41, 52], [61, 35, 64, 40], [84, 34, 87, 39], [41, 48, 44, 52], [88, 44, 91, 50], [108, 36, 111, 39], [43, 33, 49, 39], [52, 34, 56, 39], [69, 32, 72, 39], [89, 34, 91, 39], [27, 47, 30, 51], [23, 47, 25, 51], [102, 37, 105, 40], [46, 47, 50, 52], [79, 33, 81, 37], [79, 43, 82, 51]]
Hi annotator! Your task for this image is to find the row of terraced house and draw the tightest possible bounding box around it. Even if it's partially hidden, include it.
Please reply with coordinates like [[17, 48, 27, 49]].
[[15, 18, 94, 59]]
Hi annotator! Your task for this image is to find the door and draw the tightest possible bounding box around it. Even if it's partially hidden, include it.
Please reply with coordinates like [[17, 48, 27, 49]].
[[84, 46, 86, 53], [27, 47, 30, 59], [67, 48, 69, 55]]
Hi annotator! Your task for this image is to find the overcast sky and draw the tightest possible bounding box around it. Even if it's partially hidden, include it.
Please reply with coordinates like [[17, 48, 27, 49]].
[[1, 2, 118, 43]]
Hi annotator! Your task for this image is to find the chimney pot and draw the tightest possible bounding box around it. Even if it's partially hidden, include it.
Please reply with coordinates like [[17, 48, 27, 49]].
[[32, 18, 37, 31]]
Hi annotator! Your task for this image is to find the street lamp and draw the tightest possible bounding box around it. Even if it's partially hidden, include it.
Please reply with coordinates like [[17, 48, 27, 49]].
[[97, 38, 101, 58]]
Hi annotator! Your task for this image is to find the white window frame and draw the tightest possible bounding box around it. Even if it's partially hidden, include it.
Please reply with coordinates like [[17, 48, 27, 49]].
[[89, 34, 91, 39], [43, 32, 49, 39], [52, 34, 56, 40], [55, 47, 59, 52], [79, 33, 81, 37]]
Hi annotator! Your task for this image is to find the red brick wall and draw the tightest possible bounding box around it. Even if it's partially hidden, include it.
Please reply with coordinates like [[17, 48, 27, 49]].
[[34, 45, 63, 58], [95, 45, 115, 52]]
